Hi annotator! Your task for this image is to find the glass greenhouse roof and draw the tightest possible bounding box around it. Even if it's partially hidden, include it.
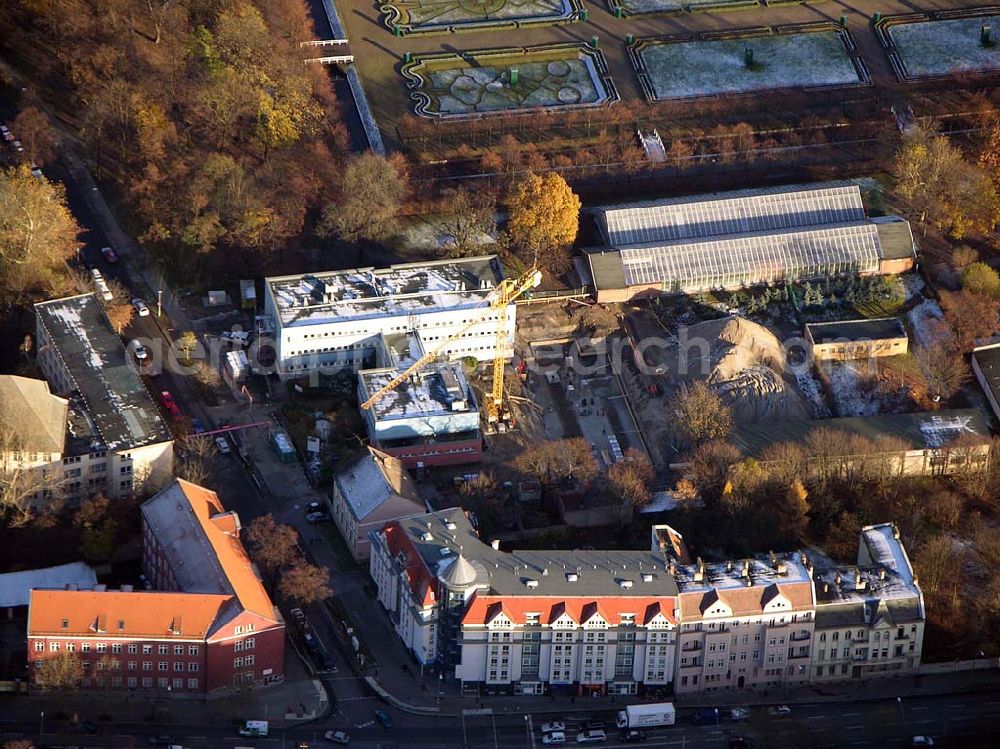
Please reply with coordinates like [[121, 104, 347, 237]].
[[619, 222, 882, 293], [600, 185, 866, 247]]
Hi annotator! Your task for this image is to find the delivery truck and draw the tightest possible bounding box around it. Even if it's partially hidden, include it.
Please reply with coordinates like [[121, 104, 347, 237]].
[[616, 702, 676, 729], [238, 720, 269, 737]]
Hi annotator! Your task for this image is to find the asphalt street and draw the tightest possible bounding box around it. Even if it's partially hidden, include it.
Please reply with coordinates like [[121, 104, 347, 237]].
[[1, 689, 999, 748]]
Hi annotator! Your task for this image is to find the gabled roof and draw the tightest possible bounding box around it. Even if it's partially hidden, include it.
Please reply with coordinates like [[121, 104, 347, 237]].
[[383, 523, 436, 608], [0, 375, 68, 455], [678, 581, 814, 621], [336, 447, 422, 523], [140, 479, 275, 620], [462, 595, 677, 627], [28, 589, 229, 640]]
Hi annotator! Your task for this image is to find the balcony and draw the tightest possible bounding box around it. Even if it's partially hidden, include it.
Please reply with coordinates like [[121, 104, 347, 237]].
[[681, 642, 703, 652]]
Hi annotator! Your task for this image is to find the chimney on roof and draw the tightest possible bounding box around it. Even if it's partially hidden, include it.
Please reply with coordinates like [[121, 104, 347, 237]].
[[491, 539, 500, 550], [823, 583, 829, 594], [668, 561, 677, 576], [741, 560, 750, 578], [693, 557, 705, 583], [769, 550, 777, 565], [892, 525, 900, 540], [855, 571, 865, 592], [879, 568, 886, 581], [745, 578, 753, 587], [726, 560, 733, 573], [835, 572, 842, 586], [776, 560, 788, 575]]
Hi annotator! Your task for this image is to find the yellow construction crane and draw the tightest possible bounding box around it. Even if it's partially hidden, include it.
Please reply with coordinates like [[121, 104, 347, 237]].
[[360, 267, 542, 424]]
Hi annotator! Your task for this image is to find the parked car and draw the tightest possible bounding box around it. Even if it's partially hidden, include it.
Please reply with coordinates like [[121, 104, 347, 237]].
[[30, 164, 42, 179], [215, 436, 231, 454], [911, 738, 935, 748], [132, 298, 150, 316], [306, 510, 329, 523], [324, 730, 350, 745], [160, 390, 182, 418], [769, 706, 791, 716], [729, 708, 750, 722], [0, 124, 12, 142], [101, 246, 118, 263], [542, 733, 566, 746], [131, 342, 149, 361], [373, 709, 392, 728], [12, 139, 23, 153], [619, 730, 647, 743], [221, 330, 250, 346], [305, 501, 323, 514], [693, 708, 720, 725], [578, 721, 605, 732], [191, 417, 205, 434], [576, 730, 606, 744], [729, 737, 751, 749], [540, 723, 566, 734], [290, 607, 306, 624]]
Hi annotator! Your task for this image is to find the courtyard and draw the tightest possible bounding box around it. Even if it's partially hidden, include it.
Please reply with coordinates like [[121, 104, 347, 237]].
[[402, 44, 616, 117], [631, 27, 867, 101], [884, 12, 1000, 79]]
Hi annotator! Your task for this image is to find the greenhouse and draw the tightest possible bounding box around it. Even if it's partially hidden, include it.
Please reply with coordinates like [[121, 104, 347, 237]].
[[586, 183, 916, 301], [598, 184, 866, 246], [620, 223, 882, 293]]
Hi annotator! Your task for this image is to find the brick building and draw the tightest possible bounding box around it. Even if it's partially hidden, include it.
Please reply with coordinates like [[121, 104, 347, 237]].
[[27, 480, 284, 692]]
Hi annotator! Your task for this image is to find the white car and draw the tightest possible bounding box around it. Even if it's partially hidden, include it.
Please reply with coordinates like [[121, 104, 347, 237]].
[[542, 733, 566, 746], [30, 164, 42, 179], [729, 708, 750, 721], [770, 705, 791, 716], [911, 738, 934, 747], [576, 731, 606, 744], [324, 730, 350, 745], [132, 298, 150, 317], [214, 436, 231, 454], [12, 139, 23, 153], [540, 723, 566, 735], [131, 342, 149, 361], [0, 125, 11, 142]]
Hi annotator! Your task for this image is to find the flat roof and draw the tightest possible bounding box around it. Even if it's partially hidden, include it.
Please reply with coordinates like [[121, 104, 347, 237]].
[[0, 562, 97, 609], [806, 317, 907, 343], [266, 256, 504, 327], [34, 295, 170, 451], [973, 343, 1000, 411], [390, 509, 679, 599], [673, 554, 813, 594], [360, 363, 478, 422], [732, 408, 991, 458]]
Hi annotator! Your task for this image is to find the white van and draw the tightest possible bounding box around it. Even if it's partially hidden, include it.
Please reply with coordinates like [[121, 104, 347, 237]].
[[221, 330, 250, 346]]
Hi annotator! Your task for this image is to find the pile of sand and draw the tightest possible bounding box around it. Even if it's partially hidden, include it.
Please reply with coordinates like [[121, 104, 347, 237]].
[[672, 316, 811, 424]]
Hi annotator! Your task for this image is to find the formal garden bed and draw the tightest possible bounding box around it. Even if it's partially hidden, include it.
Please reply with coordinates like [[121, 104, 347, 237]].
[[879, 11, 1000, 81], [381, 0, 581, 35], [606, 0, 757, 18], [630, 25, 868, 101], [401, 43, 618, 118]]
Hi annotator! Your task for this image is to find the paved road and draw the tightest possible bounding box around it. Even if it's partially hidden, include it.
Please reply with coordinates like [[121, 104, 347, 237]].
[[2, 689, 999, 748]]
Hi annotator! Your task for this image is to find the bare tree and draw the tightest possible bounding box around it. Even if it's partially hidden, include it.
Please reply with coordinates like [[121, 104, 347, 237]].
[[175, 434, 215, 487], [671, 381, 733, 447], [245, 515, 299, 585], [33, 652, 83, 691], [607, 449, 654, 507], [439, 184, 496, 258], [0, 421, 67, 526], [514, 438, 598, 490], [12, 106, 57, 167], [278, 561, 332, 605]]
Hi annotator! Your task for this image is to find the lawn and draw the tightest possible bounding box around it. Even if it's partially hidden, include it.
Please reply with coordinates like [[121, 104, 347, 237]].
[[403, 45, 616, 117], [382, 0, 576, 32], [614, 0, 756, 15], [634, 31, 863, 100], [889, 15, 1000, 79]]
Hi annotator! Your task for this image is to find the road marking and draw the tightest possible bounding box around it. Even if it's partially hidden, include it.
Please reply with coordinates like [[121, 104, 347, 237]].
[[946, 704, 966, 709], [850, 742, 871, 746], [842, 712, 862, 717], [911, 706, 929, 711], [806, 715, 823, 719], [845, 725, 865, 730]]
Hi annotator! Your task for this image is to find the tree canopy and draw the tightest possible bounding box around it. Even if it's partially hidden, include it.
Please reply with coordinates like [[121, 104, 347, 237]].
[[506, 171, 580, 274], [0, 166, 80, 307], [671, 381, 734, 447], [318, 153, 409, 243]]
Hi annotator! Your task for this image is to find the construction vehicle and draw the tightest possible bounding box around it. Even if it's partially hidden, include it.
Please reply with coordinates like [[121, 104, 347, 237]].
[[360, 267, 542, 424]]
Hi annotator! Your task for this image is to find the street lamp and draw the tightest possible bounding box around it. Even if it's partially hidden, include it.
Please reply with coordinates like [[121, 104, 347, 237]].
[[897, 696, 905, 725], [39, 711, 44, 740]]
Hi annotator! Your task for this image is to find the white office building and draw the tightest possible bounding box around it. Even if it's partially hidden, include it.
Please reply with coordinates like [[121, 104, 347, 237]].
[[263, 257, 515, 380]]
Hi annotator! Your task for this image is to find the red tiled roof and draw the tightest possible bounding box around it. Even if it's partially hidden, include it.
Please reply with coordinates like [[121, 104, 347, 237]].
[[678, 581, 814, 620], [28, 589, 229, 639], [462, 594, 678, 626], [171, 480, 276, 619], [383, 523, 436, 607]]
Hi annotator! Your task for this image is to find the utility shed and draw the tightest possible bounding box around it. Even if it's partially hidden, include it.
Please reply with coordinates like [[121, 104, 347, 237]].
[[240, 280, 257, 310]]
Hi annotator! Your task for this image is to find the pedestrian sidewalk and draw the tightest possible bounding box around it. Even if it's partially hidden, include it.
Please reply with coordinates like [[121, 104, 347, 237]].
[[362, 667, 1000, 718], [0, 649, 327, 729]]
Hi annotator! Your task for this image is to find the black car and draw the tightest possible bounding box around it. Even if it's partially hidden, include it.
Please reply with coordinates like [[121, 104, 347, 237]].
[[579, 721, 606, 732], [729, 737, 751, 749], [620, 730, 647, 743]]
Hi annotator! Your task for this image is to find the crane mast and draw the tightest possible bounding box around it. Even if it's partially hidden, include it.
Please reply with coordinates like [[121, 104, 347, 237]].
[[360, 267, 542, 425]]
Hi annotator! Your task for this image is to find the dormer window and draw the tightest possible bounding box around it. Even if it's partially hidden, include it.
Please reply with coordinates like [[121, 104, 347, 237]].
[[61, 619, 69, 629]]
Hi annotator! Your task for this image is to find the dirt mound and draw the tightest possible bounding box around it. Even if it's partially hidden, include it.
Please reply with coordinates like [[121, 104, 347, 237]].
[[675, 316, 811, 424]]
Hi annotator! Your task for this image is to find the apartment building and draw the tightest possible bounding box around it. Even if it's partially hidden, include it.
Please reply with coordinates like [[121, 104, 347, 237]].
[[32, 294, 174, 501], [369, 513, 925, 697], [369, 509, 680, 696], [263, 257, 516, 380], [810, 523, 924, 682], [328, 447, 424, 562], [28, 480, 284, 692], [672, 554, 816, 695]]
